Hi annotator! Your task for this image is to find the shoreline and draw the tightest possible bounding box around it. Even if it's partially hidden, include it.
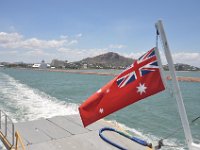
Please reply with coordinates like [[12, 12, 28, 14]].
[[2, 67, 200, 82], [166, 75, 200, 82]]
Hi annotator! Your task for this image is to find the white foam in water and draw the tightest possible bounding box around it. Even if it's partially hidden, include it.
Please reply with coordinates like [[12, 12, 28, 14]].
[[0, 73, 79, 122], [106, 120, 185, 150]]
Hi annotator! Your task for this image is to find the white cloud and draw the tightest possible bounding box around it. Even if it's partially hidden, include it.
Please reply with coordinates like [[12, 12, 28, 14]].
[[109, 44, 126, 49], [0, 31, 199, 67], [121, 51, 145, 60], [60, 35, 68, 39], [0, 32, 80, 63], [76, 33, 82, 38], [121, 51, 200, 67], [0, 50, 18, 55], [25, 49, 48, 56], [0, 32, 77, 49], [0, 32, 23, 43], [22, 38, 67, 49], [172, 52, 200, 67], [67, 40, 78, 45], [57, 47, 108, 61]]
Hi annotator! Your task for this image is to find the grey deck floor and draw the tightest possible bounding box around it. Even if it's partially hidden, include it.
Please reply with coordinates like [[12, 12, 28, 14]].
[[14, 115, 149, 150]]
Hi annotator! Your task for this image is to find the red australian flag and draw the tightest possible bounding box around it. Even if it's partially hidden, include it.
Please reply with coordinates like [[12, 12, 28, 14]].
[[79, 47, 165, 127]]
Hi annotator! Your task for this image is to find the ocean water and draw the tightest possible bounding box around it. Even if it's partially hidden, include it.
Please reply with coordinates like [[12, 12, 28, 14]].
[[0, 68, 200, 150]]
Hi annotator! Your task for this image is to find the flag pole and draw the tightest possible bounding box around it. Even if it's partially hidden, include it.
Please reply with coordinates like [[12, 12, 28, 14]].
[[155, 20, 200, 150]]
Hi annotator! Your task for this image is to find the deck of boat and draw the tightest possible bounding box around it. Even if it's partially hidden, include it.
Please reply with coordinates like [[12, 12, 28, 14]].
[[13, 115, 150, 150]]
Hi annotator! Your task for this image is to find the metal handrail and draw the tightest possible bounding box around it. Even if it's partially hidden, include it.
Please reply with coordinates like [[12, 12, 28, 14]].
[[15, 131, 26, 150], [0, 110, 15, 146]]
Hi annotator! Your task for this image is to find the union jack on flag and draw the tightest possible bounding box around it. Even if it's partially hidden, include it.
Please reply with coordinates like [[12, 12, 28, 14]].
[[117, 48, 159, 88]]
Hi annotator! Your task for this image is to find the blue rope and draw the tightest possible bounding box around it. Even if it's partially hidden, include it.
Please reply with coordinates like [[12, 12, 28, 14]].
[[99, 127, 152, 150]]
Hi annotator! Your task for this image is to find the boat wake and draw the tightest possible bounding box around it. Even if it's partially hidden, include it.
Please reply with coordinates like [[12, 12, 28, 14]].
[[0, 72, 79, 122]]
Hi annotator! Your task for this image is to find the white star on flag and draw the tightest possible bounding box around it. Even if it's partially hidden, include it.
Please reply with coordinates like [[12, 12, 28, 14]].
[[137, 83, 147, 95], [106, 89, 110, 93], [99, 108, 104, 114], [97, 89, 102, 93]]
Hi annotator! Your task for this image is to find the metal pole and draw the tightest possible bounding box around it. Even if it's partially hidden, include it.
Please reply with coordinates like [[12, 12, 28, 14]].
[[0, 110, 1, 129], [12, 123, 15, 146], [5, 115, 7, 137], [155, 20, 198, 150]]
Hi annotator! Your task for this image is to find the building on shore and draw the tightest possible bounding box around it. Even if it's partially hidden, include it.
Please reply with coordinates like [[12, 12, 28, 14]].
[[83, 64, 88, 69], [32, 64, 41, 68], [51, 59, 67, 68]]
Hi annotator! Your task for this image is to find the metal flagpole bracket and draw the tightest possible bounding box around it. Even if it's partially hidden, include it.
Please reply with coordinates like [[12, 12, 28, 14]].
[[155, 20, 200, 150]]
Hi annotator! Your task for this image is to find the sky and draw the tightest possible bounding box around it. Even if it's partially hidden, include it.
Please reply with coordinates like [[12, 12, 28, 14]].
[[0, 0, 200, 67]]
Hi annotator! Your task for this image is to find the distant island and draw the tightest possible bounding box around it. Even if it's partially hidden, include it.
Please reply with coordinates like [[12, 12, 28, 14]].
[[0, 52, 200, 71]]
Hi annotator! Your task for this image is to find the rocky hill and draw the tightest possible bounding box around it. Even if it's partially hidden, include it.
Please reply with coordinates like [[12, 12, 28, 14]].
[[74, 52, 200, 70], [75, 52, 134, 69]]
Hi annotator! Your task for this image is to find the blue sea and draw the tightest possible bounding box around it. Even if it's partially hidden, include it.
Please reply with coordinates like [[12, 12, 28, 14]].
[[0, 68, 200, 150]]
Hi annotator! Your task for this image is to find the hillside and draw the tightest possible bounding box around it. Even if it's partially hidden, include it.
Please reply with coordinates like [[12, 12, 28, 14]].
[[74, 52, 200, 70], [75, 52, 134, 69], [163, 63, 200, 71]]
